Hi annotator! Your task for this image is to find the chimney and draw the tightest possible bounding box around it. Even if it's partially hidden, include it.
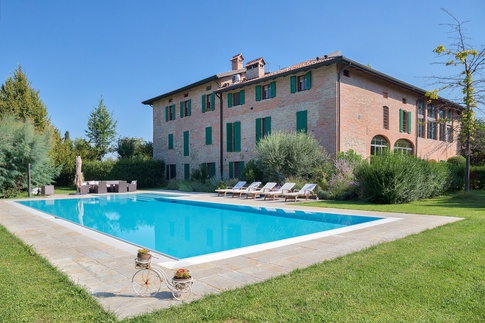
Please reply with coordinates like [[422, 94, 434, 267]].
[[245, 57, 266, 80], [231, 54, 244, 71]]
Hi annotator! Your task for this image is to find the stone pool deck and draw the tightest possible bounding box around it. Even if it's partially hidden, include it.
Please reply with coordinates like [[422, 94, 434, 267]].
[[0, 192, 462, 319]]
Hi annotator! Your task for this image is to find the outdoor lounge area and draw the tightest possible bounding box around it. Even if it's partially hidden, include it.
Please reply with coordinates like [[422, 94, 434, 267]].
[[79, 180, 137, 194]]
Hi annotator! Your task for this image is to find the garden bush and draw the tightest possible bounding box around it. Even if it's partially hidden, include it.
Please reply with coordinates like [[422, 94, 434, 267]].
[[355, 152, 450, 204], [255, 131, 330, 183], [470, 165, 485, 189], [83, 159, 165, 188], [447, 155, 466, 191], [326, 150, 363, 200]]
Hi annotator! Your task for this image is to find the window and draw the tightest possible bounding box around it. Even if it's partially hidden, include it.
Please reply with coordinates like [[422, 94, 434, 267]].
[[439, 123, 446, 141], [226, 121, 241, 152], [402, 98, 407, 104], [180, 99, 191, 118], [427, 120, 437, 139], [184, 163, 190, 180], [229, 161, 244, 179], [343, 69, 350, 77], [202, 93, 215, 112], [205, 162, 216, 178], [168, 134, 174, 150], [447, 125, 454, 142], [228, 90, 245, 107], [371, 135, 388, 155], [183, 131, 189, 156], [166, 164, 176, 180], [296, 110, 308, 133], [383, 106, 389, 130], [255, 82, 276, 101], [290, 71, 312, 93], [418, 100, 425, 138], [418, 117, 425, 138], [205, 126, 212, 145], [383, 91, 388, 99], [418, 100, 424, 115], [255, 117, 271, 143], [165, 104, 176, 121], [399, 109, 412, 134], [447, 109, 452, 119], [427, 104, 437, 140], [394, 139, 413, 154]]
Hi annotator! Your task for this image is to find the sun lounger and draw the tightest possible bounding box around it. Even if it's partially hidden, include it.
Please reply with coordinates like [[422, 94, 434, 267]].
[[245, 182, 277, 199], [283, 183, 318, 202], [260, 182, 296, 200], [231, 182, 262, 198], [215, 181, 247, 197]]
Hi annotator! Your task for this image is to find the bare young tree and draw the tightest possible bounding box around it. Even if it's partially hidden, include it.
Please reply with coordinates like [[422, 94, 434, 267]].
[[427, 9, 485, 191]]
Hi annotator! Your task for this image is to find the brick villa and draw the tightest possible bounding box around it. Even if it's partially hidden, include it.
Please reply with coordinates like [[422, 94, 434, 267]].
[[142, 52, 462, 180]]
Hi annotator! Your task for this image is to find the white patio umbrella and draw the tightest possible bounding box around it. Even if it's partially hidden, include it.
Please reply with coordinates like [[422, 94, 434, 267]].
[[75, 155, 83, 194]]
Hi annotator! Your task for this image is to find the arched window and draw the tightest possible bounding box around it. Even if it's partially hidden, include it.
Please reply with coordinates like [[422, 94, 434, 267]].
[[394, 139, 413, 154], [370, 135, 388, 155]]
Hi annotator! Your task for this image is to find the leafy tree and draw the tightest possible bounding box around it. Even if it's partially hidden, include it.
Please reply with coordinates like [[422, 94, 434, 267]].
[[254, 131, 330, 182], [469, 118, 485, 165], [0, 114, 60, 197], [73, 138, 98, 161], [427, 9, 485, 190], [50, 130, 76, 186], [85, 98, 117, 161], [116, 137, 153, 159], [0, 66, 50, 131]]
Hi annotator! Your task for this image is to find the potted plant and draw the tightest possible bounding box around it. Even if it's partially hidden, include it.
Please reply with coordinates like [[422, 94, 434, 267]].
[[172, 268, 192, 283], [137, 248, 151, 261]]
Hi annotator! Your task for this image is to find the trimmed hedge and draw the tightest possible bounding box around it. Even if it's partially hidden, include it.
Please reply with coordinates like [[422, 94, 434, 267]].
[[83, 159, 165, 188]]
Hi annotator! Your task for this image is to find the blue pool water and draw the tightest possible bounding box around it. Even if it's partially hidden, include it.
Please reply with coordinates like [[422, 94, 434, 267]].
[[18, 193, 382, 259]]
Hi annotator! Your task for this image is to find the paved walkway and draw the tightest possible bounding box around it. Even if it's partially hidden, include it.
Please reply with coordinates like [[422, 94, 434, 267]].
[[0, 192, 462, 319]]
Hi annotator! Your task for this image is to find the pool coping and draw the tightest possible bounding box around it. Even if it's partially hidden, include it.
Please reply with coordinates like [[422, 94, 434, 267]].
[[0, 191, 463, 319]]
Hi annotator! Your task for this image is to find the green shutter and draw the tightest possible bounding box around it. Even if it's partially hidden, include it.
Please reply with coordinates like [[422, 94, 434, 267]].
[[187, 99, 191, 116], [201, 94, 206, 113], [407, 111, 412, 134], [226, 123, 233, 152], [255, 85, 261, 101], [171, 105, 176, 120], [229, 162, 234, 178], [205, 126, 212, 145], [228, 93, 233, 108], [240, 90, 245, 105], [168, 134, 173, 149], [184, 164, 190, 180], [296, 110, 307, 133], [399, 109, 404, 133], [211, 92, 215, 111], [264, 116, 271, 136], [234, 121, 241, 152], [255, 118, 262, 143], [240, 161, 245, 174], [270, 81, 276, 98], [165, 106, 169, 121], [306, 71, 312, 90], [180, 101, 184, 118], [183, 131, 189, 156], [290, 76, 297, 93]]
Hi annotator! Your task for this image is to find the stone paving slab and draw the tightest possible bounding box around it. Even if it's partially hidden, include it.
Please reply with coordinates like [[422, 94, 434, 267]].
[[0, 192, 462, 319]]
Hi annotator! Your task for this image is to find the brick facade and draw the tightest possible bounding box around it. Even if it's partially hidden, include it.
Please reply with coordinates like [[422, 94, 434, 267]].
[[143, 54, 462, 180]]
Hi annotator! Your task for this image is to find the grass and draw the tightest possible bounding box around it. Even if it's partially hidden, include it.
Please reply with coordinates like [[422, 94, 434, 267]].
[[1, 190, 484, 322]]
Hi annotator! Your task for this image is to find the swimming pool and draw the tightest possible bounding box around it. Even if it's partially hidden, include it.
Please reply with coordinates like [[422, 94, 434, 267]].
[[18, 193, 383, 259]]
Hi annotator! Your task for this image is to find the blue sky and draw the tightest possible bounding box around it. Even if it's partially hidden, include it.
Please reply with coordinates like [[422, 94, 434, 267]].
[[1, 0, 484, 142]]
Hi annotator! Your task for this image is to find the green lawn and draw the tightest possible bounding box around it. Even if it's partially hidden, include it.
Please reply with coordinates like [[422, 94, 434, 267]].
[[1, 191, 484, 322]]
